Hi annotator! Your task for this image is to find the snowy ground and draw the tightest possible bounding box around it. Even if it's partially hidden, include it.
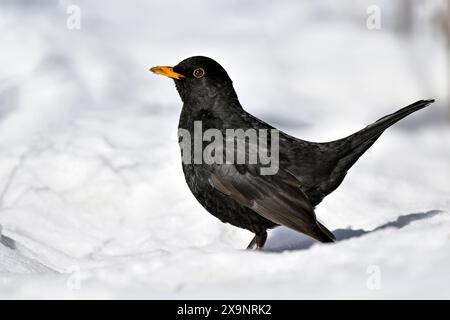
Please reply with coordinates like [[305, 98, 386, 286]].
[[0, 0, 449, 299]]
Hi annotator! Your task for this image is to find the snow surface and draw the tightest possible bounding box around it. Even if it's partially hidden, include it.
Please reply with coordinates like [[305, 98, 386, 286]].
[[0, 0, 449, 299]]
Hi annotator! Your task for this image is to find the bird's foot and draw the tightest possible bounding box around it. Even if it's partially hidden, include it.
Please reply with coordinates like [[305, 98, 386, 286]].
[[246, 236, 256, 250], [245, 231, 267, 251]]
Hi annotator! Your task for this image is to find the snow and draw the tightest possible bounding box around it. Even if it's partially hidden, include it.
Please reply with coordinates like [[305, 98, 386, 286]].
[[0, 0, 449, 299]]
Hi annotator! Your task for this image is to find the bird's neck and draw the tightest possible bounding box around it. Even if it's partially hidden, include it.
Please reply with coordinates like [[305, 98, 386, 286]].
[[178, 88, 244, 131], [187, 84, 242, 111]]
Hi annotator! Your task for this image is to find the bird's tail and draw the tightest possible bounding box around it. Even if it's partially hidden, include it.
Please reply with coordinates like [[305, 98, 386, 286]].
[[316, 99, 434, 200], [345, 99, 434, 151]]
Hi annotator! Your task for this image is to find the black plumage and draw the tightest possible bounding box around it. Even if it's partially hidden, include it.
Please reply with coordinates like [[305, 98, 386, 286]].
[[151, 56, 434, 250]]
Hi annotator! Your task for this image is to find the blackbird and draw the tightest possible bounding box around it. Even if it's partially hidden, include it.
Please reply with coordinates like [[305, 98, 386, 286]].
[[150, 56, 434, 250]]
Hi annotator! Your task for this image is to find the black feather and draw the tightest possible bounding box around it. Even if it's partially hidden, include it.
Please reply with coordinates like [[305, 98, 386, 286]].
[[153, 56, 434, 249]]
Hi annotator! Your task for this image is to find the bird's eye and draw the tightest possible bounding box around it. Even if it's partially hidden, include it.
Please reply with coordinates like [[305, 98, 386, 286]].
[[193, 68, 205, 78]]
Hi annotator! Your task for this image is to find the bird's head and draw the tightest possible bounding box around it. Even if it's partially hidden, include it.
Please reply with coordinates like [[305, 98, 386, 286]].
[[150, 56, 235, 103]]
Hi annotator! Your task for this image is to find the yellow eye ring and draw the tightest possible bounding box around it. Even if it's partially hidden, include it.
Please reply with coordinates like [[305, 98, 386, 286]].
[[193, 68, 205, 78]]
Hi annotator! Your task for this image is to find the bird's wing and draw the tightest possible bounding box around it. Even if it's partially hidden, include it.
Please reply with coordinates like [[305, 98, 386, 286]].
[[208, 164, 323, 238]]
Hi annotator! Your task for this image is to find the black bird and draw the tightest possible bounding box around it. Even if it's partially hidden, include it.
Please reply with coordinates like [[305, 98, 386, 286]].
[[150, 56, 434, 250]]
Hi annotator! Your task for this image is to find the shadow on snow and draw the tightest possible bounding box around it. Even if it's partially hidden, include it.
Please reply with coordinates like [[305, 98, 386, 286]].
[[264, 210, 445, 252]]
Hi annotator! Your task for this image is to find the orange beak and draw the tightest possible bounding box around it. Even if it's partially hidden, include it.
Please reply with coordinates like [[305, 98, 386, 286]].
[[150, 66, 184, 79]]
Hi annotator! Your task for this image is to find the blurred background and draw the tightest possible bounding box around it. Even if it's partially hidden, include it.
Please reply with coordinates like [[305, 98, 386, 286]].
[[0, 0, 449, 299]]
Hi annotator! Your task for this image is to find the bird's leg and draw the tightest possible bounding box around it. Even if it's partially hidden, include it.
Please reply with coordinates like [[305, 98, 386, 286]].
[[255, 230, 267, 250], [246, 230, 267, 251], [246, 236, 257, 250]]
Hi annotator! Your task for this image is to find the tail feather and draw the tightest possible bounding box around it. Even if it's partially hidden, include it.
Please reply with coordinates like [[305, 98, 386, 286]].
[[346, 99, 434, 150], [314, 99, 434, 202], [338, 99, 434, 172]]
